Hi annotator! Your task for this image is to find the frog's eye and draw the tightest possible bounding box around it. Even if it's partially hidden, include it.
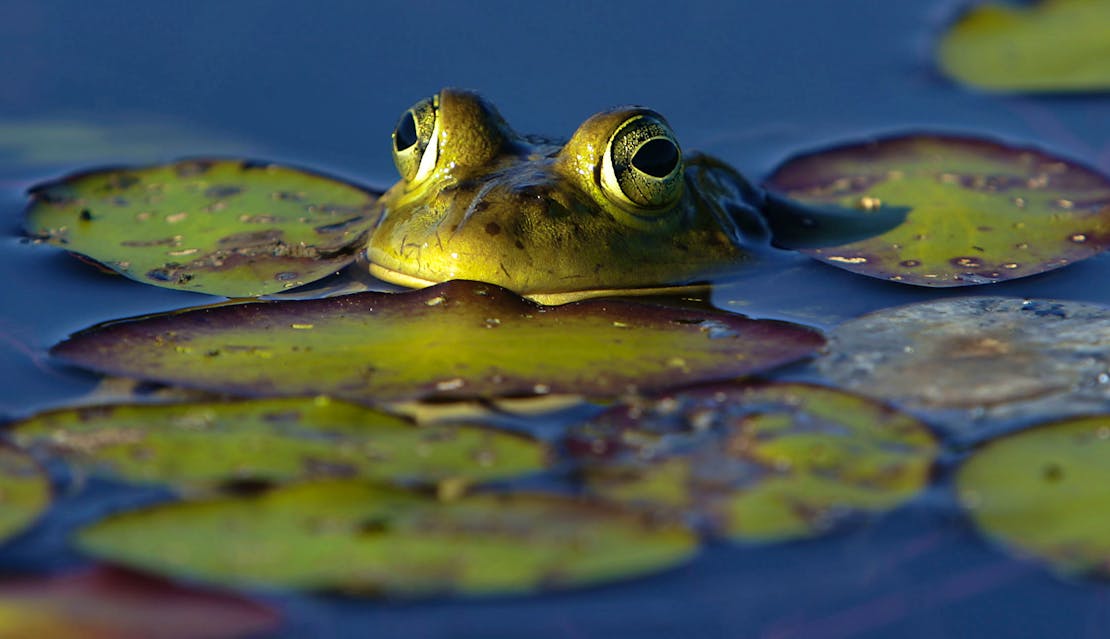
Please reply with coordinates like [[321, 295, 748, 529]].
[[600, 114, 683, 211], [391, 96, 440, 184]]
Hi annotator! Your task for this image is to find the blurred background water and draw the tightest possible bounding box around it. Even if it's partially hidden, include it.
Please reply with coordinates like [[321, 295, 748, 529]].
[[2, 1, 1109, 637]]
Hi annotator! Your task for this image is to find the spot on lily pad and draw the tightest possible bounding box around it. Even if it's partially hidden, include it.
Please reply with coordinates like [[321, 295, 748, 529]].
[[0, 566, 281, 639], [76, 481, 698, 596], [0, 446, 51, 546], [766, 134, 1110, 286], [937, 0, 1110, 93], [24, 159, 381, 297], [10, 397, 548, 490], [50, 280, 825, 403], [571, 383, 937, 542], [957, 415, 1110, 579], [818, 297, 1110, 417]]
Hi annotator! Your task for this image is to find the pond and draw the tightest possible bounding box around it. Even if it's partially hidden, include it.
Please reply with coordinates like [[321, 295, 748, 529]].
[[1, 1, 1109, 637]]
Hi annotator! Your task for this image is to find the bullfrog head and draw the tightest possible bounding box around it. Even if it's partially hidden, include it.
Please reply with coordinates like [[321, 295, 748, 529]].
[[367, 88, 770, 304]]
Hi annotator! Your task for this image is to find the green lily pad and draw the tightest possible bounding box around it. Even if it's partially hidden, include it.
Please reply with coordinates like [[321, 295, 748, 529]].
[[10, 397, 548, 490], [24, 159, 381, 297], [957, 415, 1110, 578], [0, 446, 51, 545], [817, 298, 1110, 430], [937, 0, 1110, 93], [0, 567, 281, 639], [50, 280, 825, 403], [765, 134, 1110, 286], [76, 481, 697, 595], [571, 383, 937, 542]]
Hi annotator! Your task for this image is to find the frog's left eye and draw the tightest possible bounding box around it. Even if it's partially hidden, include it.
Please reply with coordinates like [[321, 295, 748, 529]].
[[600, 114, 683, 211], [391, 96, 440, 184]]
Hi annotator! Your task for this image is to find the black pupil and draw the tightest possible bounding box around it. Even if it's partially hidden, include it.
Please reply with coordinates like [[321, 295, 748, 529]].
[[631, 138, 678, 177], [394, 112, 418, 151]]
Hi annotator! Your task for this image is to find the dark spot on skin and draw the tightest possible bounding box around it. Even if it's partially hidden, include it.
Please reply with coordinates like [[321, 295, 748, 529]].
[[515, 240, 525, 250], [951, 256, 983, 268], [485, 222, 501, 236], [205, 184, 243, 199], [473, 200, 491, 212], [79, 209, 94, 221]]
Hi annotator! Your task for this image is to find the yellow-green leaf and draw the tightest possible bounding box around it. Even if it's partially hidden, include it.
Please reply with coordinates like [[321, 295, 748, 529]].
[[76, 481, 698, 596], [937, 0, 1110, 92], [766, 134, 1110, 286], [50, 280, 825, 403], [957, 415, 1110, 578], [0, 447, 51, 546], [11, 398, 548, 489], [24, 159, 380, 297]]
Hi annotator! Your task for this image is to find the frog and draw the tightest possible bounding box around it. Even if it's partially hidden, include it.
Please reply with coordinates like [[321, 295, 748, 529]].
[[366, 88, 790, 305]]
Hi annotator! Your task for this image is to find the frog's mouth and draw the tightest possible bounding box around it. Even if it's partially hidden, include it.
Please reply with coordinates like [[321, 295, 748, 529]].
[[368, 262, 710, 306]]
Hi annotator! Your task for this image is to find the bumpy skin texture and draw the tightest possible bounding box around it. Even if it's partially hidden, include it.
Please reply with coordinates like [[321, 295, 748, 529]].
[[367, 89, 768, 303]]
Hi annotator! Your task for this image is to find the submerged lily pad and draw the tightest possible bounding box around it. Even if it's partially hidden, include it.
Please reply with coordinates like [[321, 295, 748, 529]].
[[0, 446, 51, 545], [24, 159, 380, 297], [572, 383, 937, 542], [957, 415, 1110, 579], [76, 481, 697, 595], [818, 298, 1110, 423], [0, 567, 281, 639], [766, 134, 1110, 286], [937, 0, 1110, 93], [11, 397, 547, 489], [50, 280, 825, 403]]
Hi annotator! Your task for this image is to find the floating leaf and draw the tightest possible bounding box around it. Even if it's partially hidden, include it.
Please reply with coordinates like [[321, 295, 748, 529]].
[[765, 134, 1110, 285], [24, 159, 380, 296], [51, 280, 825, 403], [937, 0, 1110, 93], [0, 447, 50, 545], [0, 566, 281, 639], [957, 415, 1110, 578], [817, 298, 1110, 421], [572, 383, 937, 542], [11, 397, 548, 489], [76, 481, 697, 596]]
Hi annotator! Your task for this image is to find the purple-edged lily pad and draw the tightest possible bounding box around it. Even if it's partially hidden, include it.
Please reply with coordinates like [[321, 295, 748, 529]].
[[570, 382, 937, 542], [24, 159, 380, 297], [766, 134, 1110, 286], [11, 397, 548, 490], [76, 481, 698, 596], [50, 280, 825, 403], [957, 414, 1110, 580]]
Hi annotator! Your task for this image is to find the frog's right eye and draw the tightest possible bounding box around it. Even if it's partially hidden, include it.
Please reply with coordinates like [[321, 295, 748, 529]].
[[391, 96, 439, 184]]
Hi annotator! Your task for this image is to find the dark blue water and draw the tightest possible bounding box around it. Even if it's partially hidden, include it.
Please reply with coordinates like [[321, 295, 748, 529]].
[[2, 1, 1109, 637]]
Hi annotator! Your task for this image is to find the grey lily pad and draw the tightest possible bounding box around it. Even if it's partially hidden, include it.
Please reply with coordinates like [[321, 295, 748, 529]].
[[24, 159, 381, 297], [50, 280, 825, 403]]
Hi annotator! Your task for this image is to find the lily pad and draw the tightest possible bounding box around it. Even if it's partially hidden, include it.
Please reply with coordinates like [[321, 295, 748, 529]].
[[572, 382, 937, 542], [765, 134, 1110, 286], [50, 280, 825, 403], [957, 415, 1110, 578], [24, 159, 381, 297], [0, 446, 51, 545], [10, 397, 548, 490], [937, 0, 1110, 93], [76, 481, 697, 595], [0, 567, 281, 639], [817, 298, 1110, 424]]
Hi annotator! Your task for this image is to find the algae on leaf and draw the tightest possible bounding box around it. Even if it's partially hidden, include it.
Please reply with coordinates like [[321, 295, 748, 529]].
[[24, 159, 381, 297]]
